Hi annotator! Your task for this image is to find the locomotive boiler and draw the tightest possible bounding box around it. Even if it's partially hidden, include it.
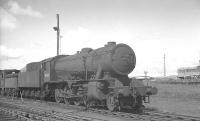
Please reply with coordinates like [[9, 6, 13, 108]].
[[54, 42, 135, 83]]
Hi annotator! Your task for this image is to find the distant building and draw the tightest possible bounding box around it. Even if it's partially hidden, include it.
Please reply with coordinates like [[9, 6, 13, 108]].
[[177, 60, 200, 79]]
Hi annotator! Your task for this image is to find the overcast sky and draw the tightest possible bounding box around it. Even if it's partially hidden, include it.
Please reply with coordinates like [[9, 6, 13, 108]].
[[0, 0, 200, 77]]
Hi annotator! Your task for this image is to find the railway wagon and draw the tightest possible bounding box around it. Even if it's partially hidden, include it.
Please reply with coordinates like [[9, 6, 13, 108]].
[[0, 69, 19, 96]]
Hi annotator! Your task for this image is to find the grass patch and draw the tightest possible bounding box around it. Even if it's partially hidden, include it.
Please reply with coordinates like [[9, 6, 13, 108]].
[[150, 82, 200, 101]]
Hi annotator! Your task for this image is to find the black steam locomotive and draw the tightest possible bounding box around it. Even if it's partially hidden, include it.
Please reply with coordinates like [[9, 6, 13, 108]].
[[0, 42, 157, 111]]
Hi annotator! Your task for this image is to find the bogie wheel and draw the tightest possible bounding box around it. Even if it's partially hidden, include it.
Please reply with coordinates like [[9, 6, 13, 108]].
[[106, 94, 118, 111], [55, 89, 63, 103], [12, 90, 17, 98]]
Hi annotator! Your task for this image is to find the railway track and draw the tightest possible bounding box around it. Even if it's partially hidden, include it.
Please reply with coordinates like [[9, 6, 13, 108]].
[[0, 97, 109, 121], [42, 98, 200, 121], [0, 109, 24, 121], [0, 96, 200, 121], [87, 108, 200, 121]]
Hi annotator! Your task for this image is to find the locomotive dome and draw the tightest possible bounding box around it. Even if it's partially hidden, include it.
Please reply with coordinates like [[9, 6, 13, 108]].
[[110, 43, 136, 75]]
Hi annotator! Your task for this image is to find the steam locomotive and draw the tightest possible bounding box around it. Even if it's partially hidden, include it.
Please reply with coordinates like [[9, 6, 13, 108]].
[[0, 42, 157, 111]]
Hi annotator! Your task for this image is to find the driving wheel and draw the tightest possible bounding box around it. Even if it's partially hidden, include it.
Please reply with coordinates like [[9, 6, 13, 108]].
[[55, 89, 62, 103]]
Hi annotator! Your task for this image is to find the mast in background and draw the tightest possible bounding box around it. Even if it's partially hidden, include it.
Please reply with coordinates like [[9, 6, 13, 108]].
[[53, 14, 60, 56], [164, 54, 166, 76]]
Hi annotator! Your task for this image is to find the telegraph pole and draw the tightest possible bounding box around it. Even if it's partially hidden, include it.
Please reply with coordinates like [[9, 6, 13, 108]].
[[144, 71, 148, 79], [144, 71, 149, 85], [53, 14, 60, 56], [164, 54, 166, 76]]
